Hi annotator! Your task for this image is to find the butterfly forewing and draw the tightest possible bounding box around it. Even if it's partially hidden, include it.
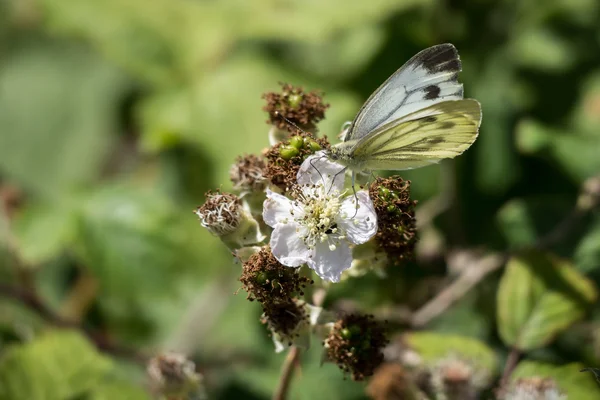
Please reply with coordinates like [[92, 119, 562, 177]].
[[352, 99, 481, 171], [346, 44, 464, 142]]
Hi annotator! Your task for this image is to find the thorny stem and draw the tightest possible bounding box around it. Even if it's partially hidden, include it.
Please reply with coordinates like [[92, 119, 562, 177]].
[[0, 283, 148, 365], [272, 346, 301, 400]]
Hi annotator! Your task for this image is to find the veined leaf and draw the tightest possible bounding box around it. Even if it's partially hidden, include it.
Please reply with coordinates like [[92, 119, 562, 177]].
[[497, 251, 597, 351]]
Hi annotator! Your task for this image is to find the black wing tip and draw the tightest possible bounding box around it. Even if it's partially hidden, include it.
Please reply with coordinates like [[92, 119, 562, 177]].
[[415, 43, 462, 74]]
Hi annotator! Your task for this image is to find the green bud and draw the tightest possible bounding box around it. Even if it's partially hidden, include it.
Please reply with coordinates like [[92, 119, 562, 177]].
[[280, 145, 300, 160], [349, 325, 361, 336], [289, 135, 304, 149], [379, 186, 390, 197], [341, 328, 352, 339], [288, 93, 302, 109], [256, 272, 269, 285], [387, 205, 396, 213], [305, 139, 321, 152]]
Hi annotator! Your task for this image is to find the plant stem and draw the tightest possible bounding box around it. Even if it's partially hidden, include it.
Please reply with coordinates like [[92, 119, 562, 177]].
[[499, 347, 521, 393], [273, 346, 301, 400]]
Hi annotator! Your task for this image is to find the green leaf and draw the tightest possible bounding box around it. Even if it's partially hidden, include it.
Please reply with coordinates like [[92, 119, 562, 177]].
[[11, 200, 78, 266], [0, 330, 112, 400], [404, 332, 498, 377], [516, 119, 600, 183], [511, 361, 600, 400], [139, 54, 360, 188], [281, 24, 386, 82], [574, 216, 600, 273], [497, 251, 598, 351], [472, 51, 521, 193], [510, 28, 575, 72], [0, 39, 128, 198], [496, 197, 572, 249], [88, 380, 151, 400], [71, 183, 230, 341]]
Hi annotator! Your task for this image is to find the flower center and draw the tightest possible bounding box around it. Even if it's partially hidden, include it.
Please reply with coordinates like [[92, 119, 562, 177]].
[[296, 187, 344, 250]]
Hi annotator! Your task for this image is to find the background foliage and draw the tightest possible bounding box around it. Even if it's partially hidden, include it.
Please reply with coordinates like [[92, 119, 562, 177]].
[[1, 0, 600, 398]]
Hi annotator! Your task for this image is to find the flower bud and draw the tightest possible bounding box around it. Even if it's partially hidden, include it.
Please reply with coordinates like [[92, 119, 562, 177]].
[[279, 145, 300, 160], [289, 135, 304, 149]]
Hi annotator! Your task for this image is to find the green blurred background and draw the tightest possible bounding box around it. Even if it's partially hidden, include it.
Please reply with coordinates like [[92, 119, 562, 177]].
[[1, 0, 600, 399]]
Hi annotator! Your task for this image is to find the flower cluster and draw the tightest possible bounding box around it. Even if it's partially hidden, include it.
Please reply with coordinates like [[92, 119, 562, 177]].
[[194, 83, 419, 380]]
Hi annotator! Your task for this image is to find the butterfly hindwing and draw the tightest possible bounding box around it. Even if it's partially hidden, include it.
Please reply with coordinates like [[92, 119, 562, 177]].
[[351, 99, 481, 171], [346, 44, 464, 143]]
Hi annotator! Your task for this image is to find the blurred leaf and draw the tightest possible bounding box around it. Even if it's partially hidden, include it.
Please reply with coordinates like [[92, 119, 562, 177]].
[[510, 28, 575, 72], [139, 54, 360, 187], [496, 199, 538, 248], [497, 251, 597, 351], [12, 200, 78, 266], [574, 216, 600, 273], [571, 71, 600, 136], [511, 361, 600, 399], [71, 183, 228, 341], [39, 0, 220, 86], [404, 332, 498, 376], [88, 380, 151, 400], [282, 24, 386, 82], [516, 119, 600, 183], [0, 39, 128, 198], [0, 330, 112, 400], [473, 51, 521, 193], [496, 197, 572, 249]]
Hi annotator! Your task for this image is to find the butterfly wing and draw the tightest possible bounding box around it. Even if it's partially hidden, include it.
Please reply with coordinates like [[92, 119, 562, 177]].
[[345, 44, 465, 143], [350, 99, 481, 171]]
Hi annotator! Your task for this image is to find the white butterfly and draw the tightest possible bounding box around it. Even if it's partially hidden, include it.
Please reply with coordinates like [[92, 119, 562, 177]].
[[327, 44, 481, 180]]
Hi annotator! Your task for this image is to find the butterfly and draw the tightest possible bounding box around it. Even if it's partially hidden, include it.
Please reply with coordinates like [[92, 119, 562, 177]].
[[326, 43, 481, 183]]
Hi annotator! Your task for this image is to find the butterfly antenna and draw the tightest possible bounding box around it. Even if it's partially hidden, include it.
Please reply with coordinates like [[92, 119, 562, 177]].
[[309, 155, 326, 187], [274, 111, 308, 135], [351, 172, 360, 219]]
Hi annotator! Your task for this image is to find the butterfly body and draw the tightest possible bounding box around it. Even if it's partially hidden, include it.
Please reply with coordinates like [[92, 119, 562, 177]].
[[326, 44, 482, 175]]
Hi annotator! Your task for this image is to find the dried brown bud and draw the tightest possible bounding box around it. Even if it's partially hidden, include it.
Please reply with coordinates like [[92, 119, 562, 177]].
[[261, 299, 310, 349], [368, 176, 418, 264], [325, 313, 389, 381], [502, 377, 566, 400], [367, 363, 423, 400], [230, 154, 268, 193], [147, 352, 203, 398], [240, 246, 313, 305], [262, 83, 329, 132]]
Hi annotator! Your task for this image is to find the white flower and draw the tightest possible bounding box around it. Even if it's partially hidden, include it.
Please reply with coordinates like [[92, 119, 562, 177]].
[[262, 153, 377, 282]]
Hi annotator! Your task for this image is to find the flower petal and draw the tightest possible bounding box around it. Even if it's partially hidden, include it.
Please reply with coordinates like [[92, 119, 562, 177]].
[[337, 191, 377, 245], [270, 223, 311, 267], [306, 241, 352, 283], [297, 152, 346, 193], [263, 189, 294, 227]]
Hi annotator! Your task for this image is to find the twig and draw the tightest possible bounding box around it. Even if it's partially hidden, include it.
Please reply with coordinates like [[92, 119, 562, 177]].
[[499, 347, 521, 394], [272, 346, 301, 400], [0, 283, 147, 365], [411, 252, 505, 327], [411, 186, 594, 328]]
